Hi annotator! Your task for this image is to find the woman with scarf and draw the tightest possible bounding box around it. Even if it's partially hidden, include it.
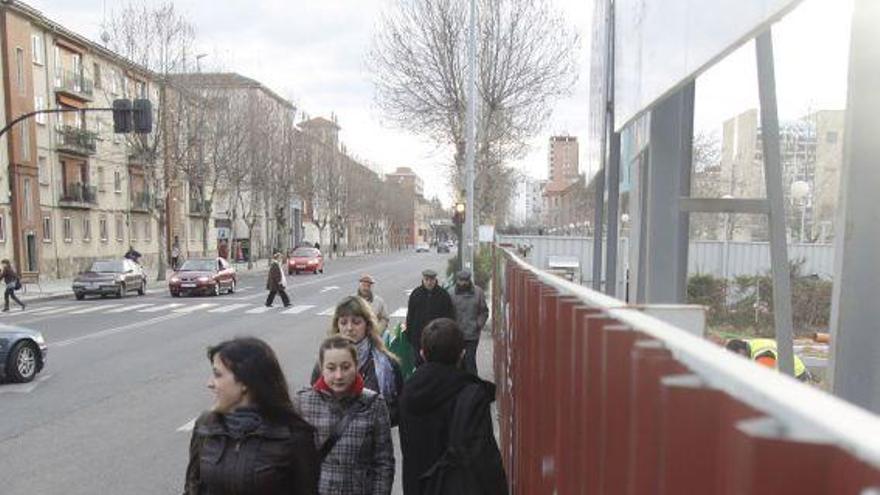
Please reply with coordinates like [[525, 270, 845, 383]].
[[184, 337, 319, 494], [311, 296, 404, 426], [295, 335, 395, 495]]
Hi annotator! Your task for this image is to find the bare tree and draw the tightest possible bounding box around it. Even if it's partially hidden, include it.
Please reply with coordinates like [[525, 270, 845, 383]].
[[370, 0, 579, 221], [106, 1, 197, 281]]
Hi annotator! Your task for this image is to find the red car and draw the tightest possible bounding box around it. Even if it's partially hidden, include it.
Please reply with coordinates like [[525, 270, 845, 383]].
[[288, 247, 324, 275], [169, 257, 237, 297]]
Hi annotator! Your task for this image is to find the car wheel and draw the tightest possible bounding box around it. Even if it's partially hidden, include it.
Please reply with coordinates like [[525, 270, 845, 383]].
[[288, 268, 293, 275], [75, 292, 85, 301], [320, 268, 324, 274], [137, 280, 146, 296], [228, 279, 236, 294], [6, 341, 38, 383], [116, 283, 126, 299], [171, 291, 180, 298], [212, 282, 220, 296], [295, 270, 300, 275]]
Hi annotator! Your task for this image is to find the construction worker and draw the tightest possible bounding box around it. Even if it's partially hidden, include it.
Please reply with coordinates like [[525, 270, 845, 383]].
[[725, 338, 810, 381]]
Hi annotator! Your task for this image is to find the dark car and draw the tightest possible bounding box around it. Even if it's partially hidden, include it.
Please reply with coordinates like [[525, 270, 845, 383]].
[[72, 259, 147, 300], [437, 243, 450, 253], [169, 257, 237, 297], [288, 247, 324, 275], [0, 324, 47, 383]]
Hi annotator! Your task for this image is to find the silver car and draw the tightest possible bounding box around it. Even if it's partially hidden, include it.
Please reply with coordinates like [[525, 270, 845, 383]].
[[0, 324, 47, 383]]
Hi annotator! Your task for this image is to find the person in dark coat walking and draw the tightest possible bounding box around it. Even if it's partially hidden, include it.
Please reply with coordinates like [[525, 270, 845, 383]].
[[448, 270, 489, 375], [0, 259, 25, 312], [405, 269, 455, 366], [184, 337, 320, 494], [398, 318, 507, 495], [266, 252, 291, 307]]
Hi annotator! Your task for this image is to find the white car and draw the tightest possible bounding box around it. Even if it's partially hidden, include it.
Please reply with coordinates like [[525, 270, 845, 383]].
[[415, 243, 430, 253]]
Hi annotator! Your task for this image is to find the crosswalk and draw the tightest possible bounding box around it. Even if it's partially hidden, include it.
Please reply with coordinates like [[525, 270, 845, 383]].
[[0, 302, 410, 319]]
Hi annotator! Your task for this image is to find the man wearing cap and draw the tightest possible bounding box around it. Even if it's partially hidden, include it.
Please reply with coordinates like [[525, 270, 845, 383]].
[[449, 270, 489, 375], [406, 269, 455, 366], [356, 274, 389, 333]]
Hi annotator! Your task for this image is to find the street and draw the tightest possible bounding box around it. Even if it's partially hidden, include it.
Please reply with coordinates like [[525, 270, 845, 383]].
[[0, 251, 451, 495]]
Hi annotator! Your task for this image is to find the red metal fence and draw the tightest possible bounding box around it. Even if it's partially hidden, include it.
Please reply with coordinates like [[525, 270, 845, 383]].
[[492, 246, 880, 495]]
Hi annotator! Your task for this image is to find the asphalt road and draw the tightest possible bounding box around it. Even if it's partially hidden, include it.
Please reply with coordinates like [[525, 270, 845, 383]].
[[0, 250, 453, 495]]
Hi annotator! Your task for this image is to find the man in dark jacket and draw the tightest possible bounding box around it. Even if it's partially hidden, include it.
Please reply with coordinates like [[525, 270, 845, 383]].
[[448, 270, 489, 375], [265, 253, 291, 308], [406, 269, 455, 366], [399, 318, 508, 495]]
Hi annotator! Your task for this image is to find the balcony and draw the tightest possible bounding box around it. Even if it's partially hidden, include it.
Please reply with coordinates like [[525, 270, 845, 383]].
[[60, 182, 98, 208], [56, 126, 97, 156], [131, 190, 153, 212], [54, 69, 94, 100], [189, 198, 210, 217]]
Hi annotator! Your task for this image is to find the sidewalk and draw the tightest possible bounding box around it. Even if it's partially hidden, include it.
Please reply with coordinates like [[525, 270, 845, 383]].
[[16, 261, 270, 303]]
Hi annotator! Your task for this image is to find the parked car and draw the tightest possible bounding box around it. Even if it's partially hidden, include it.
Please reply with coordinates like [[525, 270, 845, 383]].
[[437, 243, 450, 253], [169, 257, 237, 297], [288, 247, 324, 275], [0, 324, 47, 383], [72, 259, 147, 300], [416, 243, 430, 253]]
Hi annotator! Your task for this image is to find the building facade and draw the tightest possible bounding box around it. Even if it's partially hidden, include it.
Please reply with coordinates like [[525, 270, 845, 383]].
[[548, 135, 579, 186]]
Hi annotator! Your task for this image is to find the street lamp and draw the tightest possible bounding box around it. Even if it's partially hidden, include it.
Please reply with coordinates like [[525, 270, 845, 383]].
[[454, 202, 466, 270], [790, 180, 811, 243]]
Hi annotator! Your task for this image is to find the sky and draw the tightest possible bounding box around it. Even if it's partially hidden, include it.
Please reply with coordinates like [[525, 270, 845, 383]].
[[27, 0, 850, 206]]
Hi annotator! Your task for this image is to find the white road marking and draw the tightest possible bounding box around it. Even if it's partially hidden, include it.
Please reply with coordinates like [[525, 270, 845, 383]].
[[320, 286, 340, 293], [390, 307, 408, 318], [177, 417, 197, 432], [30, 306, 79, 315], [68, 304, 124, 314], [139, 303, 184, 313], [53, 313, 184, 347], [246, 306, 272, 314], [317, 306, 335, 316], [105, 303, 153, 313], [208, 303, 251, 313], [0, 305, 58, 315], [281, 304, 315, 315], [173, 303, 218, 314], [0, 373, 52, 395]]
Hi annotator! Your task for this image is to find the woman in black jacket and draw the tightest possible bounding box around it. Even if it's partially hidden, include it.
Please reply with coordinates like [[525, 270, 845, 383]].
[[0, 259, 24, 312], [184, 337, 320, 494]]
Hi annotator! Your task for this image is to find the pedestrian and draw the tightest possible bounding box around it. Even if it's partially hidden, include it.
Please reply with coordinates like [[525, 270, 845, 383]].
[[405, 269, 455, 366], [218, 239, 229, 260], [399, 318, 507, 495], [311, 296, 404, 426], [356, 274, 390, 334], [171, 236, 181, 270], [266, 252, 291, 308], [294, 335, 395, 495], [448, 270, 489, 375], [124, 245, 142, 264], [184, 337, 320, 494], [0, 259, 25, 312]]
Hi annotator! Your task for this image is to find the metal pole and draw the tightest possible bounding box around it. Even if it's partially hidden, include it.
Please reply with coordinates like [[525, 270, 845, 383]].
[[756, 30, 796, 377], [591, 167, 605, 291], [464, 0, 477, 271]]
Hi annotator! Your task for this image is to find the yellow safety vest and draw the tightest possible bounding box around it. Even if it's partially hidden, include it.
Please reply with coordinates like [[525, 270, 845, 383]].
[[747, 338, 807, 378]]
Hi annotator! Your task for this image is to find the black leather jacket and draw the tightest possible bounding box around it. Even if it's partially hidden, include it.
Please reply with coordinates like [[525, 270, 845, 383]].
[[184, 411, 319, 495]]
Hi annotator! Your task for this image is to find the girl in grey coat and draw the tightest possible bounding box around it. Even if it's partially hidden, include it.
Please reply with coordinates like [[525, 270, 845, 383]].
[[294, 335, 395, 495]]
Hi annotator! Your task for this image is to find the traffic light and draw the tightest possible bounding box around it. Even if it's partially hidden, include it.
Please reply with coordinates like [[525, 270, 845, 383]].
[[112, 99, 132, 133], [133, 99, 152, 134], [452, 202, 465, 225]]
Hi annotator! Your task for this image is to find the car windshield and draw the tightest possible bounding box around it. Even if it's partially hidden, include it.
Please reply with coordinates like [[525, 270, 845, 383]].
[[292, 248, 317, 257], [179, 260, 216, 272], [89, 261, 124, 273]]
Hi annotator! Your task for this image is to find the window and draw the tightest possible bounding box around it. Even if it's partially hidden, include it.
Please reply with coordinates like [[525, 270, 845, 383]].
[[42, 216, 51, 242], [144, 218, 151, 241], [97, 167, 105, 192], [82, 216, 91, 241], [34, 96, 46, 125], [63, 217, 72, 242], [114, 170, 122, 193], [72, 54, 82, 91], [31, 34, 44, 65], [20, 124, 29, 160], [0, 213, 5, 242], [53, 46, 62, 88], [93, 63, 102, 89], [136, 81, 147, 98], [109, 68, 118, 95], [23, 178, 32, 221], [827, 131, 838, 144], [116, 216, 124, 241], [38, 156, 48, 185], [15, 47, 24, 92], [131, 220, 138, 241], [99, 217, 108, 241]]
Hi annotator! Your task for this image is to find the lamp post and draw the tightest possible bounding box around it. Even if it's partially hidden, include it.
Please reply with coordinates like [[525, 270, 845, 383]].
[[790, 180, 810, 243]]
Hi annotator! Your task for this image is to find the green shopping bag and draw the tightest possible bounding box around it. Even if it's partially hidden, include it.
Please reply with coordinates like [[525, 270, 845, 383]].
[[384, 321, 415, 380]]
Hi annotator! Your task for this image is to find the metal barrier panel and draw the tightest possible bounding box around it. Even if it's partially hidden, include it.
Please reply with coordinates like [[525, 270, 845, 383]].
[[492, 247, 880, 494]]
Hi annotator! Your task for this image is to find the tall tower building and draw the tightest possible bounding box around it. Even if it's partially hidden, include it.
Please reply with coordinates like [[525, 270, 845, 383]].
[[548, 135, 579, 185]]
